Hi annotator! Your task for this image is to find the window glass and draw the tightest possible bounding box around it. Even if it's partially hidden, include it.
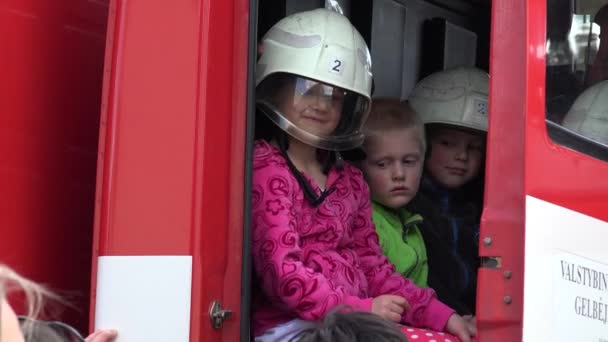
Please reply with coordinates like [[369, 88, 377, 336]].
[[546, 0, 608, 161]]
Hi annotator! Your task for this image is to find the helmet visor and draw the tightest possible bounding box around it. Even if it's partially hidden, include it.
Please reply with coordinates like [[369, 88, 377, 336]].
[[257, 74, 371, 151]]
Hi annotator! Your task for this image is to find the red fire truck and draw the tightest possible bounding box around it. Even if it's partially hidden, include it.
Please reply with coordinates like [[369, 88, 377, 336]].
[[2, 0, 608, 341]]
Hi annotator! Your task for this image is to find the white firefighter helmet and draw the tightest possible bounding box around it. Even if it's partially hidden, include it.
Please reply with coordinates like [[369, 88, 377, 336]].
[[562, 80, 608, 145], [409, 67, 489, 133], [256, 8, 373, 151]]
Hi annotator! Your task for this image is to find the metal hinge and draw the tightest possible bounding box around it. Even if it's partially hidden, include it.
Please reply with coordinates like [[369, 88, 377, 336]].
[[209, 300, 233, 329]]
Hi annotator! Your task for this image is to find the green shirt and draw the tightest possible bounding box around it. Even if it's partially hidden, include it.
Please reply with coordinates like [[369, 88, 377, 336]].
[[371, 201, 429, 287]]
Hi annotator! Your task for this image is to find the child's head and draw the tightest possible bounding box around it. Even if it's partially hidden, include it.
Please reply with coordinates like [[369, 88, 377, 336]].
[[0, 265, 64, 342], [0, 264, 84, 342], [296, 309, 409, 342], [361, 99, 426, 209], [409, 67, 489, 190], [255, 8, 373, 151], [1, 265, 45, 342], [424, 125, 485, 189]]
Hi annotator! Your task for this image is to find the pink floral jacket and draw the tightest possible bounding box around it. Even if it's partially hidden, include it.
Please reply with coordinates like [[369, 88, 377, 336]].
[[251, 140, 453, 336]]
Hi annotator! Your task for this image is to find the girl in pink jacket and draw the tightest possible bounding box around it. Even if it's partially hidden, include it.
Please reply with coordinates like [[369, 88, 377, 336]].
[[252, 8, 475, 342]]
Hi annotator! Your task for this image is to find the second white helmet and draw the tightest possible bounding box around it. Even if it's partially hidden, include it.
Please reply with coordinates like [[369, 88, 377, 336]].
[[409, 67, 489, 133]]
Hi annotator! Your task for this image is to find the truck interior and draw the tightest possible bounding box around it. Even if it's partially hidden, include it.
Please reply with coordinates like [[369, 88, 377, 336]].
[[545, 0, 608, 162]]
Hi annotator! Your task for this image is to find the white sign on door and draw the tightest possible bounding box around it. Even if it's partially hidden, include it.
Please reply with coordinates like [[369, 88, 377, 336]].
[[553, 252, 608, 342]]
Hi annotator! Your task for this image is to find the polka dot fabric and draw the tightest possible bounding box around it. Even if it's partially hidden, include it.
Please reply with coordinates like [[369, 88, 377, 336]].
[[399, 326, 462, 342]]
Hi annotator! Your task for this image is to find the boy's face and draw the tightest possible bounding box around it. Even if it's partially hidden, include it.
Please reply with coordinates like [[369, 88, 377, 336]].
[[425, 127, 485, 189], [362, 128, 424, 209], [279, 79, 343, 137]]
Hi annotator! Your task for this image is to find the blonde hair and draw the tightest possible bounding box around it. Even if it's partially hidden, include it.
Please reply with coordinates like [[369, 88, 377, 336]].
[[363, 98, 426, 153], [0, 265, 63, 341]]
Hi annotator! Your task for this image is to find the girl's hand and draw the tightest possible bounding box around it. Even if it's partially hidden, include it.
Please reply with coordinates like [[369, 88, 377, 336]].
[[85, 329, 118, 342], [371, 295, 410, 323], [445, 314, 476, 342]]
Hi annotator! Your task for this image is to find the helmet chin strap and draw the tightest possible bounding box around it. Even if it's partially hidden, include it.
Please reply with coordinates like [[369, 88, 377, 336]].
[[277, 133, 341, 207]]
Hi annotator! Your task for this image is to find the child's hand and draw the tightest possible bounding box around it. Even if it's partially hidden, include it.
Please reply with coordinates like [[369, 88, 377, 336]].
[[445, 314, 476, 342], [371, 295, 410, 323]]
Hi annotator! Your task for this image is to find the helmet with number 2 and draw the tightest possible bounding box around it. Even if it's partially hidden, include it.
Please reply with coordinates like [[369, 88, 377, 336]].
[[409, 67, 489, 133], [256, 8, 373, 151]]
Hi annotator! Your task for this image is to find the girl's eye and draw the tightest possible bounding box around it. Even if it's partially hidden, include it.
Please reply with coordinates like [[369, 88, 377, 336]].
[[332, 91, 345, 101]]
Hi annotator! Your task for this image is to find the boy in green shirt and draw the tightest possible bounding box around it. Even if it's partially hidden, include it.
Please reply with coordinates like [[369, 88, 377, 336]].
[[360, 98, 428, 287]]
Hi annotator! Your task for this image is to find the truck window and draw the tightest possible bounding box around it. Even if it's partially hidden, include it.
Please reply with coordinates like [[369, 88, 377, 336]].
[[546, 0, 608, 161]]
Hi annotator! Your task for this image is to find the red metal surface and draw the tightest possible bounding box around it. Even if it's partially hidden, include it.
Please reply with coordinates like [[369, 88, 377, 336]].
[[193, 0, 250, 340], [479, 1, 608, 340], [525, 1, 608, 221], [477, 0, 526, 341], [0, 0, 108, 333], [90, 0, 248, 339], [92, 0, 201, 257]]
